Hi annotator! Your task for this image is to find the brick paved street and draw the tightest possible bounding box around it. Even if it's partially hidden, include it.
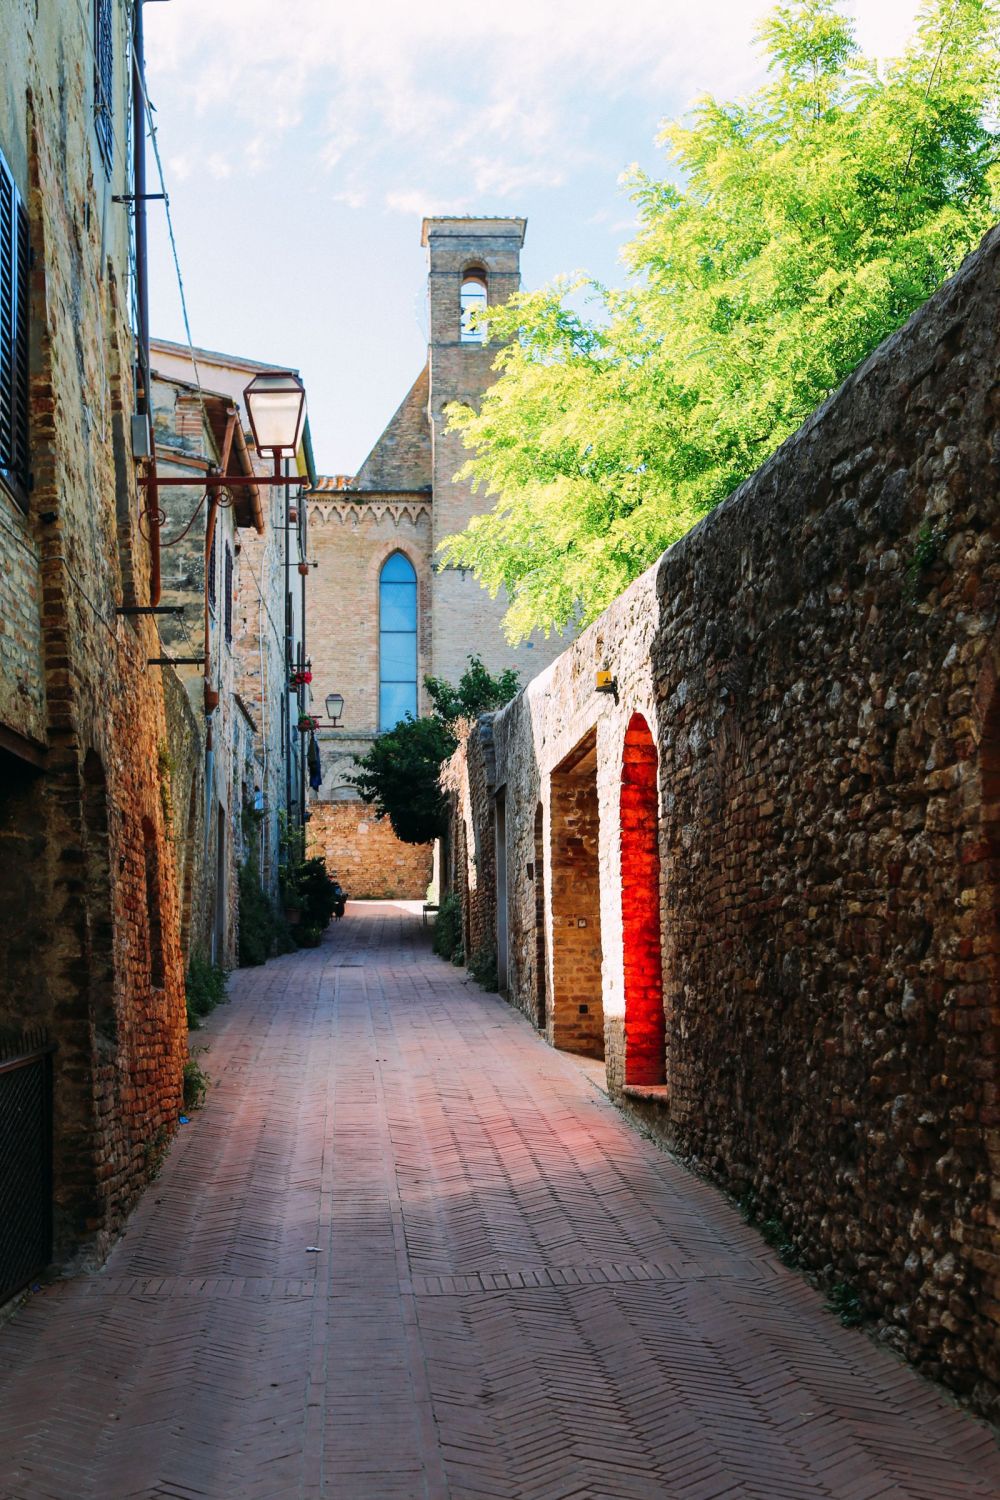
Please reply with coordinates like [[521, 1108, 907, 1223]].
[[0, 901, 997, 1500]]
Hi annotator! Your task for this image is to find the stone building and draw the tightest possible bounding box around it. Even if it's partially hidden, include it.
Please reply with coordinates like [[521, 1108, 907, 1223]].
[[443, 226, 1000, 1415], [307, 217, 570, 898], [150, 339, 316, 924], [0, 0, 187, 1283]]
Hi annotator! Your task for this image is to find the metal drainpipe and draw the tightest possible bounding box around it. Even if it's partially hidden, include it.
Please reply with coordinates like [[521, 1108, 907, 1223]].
[[299, 501, 307, 830], [283, 457, 292, 829], [132, 0, 160, 605]]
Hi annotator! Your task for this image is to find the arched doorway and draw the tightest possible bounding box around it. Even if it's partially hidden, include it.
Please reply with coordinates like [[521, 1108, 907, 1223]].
[[620, 714, 664, 1085], [533, 803, 547, 1031], [549, 729, 605, 1057]]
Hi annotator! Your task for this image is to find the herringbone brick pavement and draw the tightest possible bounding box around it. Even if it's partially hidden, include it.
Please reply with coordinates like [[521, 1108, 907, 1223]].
[[0, 901, 996, 1499]]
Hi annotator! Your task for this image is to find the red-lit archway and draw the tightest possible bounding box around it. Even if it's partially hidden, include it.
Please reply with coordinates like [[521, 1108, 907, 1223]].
[[620, 714, 664, 1085]]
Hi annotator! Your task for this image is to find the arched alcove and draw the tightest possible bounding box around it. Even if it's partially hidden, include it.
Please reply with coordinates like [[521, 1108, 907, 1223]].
[[620, 714, 665, 1085]]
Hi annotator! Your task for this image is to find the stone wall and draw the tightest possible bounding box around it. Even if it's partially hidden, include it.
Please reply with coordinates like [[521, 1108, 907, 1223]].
[[307, 801, 432, 899], [442, 717, 497, 962], [447, 225, 1000, 1415], [0, 1, 188, 1267]]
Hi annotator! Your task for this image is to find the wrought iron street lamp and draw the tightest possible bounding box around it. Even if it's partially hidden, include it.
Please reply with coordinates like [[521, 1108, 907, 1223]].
[[138, 369, 308, 490], [325, 693, 344, 726], [243, 371, 307, 474]]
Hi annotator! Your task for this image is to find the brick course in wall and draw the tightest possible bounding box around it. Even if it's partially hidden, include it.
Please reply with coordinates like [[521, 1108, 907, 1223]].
[[445, 225, 1000, 1416], [307, 801, 431, 899]]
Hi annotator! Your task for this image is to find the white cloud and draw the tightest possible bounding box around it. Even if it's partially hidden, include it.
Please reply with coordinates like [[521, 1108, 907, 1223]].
[[384, 188, 475, 217], [146, 0, 925, 220]]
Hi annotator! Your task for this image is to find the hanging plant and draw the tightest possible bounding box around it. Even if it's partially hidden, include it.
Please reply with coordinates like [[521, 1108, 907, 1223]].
[[297, 713, 319, 732], [290, 669, 313, 687]]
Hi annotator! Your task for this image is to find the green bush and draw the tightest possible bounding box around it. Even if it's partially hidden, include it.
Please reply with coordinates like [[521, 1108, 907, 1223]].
[[433, 892, 462, 962], [278, 821, 339, 948], [186, 954, 228, 1029], [467, 946, 499, 992], [183, 1055, 209, 1111], [238, 856, 276, 967]]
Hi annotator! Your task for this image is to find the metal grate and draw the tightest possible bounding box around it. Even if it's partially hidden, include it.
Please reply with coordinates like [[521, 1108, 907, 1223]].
[[93, 0, 114, 173], [0, 1031, 53, 1304]]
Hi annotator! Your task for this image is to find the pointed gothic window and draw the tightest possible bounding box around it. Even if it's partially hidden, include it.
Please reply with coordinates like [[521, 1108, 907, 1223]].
[[379, 552, 417, 729], [460, 274, 487, 343]]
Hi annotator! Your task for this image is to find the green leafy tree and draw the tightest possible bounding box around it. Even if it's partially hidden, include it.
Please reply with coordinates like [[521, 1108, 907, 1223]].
[[439, 0, 1000, 639], [350, 656, 520, 844]]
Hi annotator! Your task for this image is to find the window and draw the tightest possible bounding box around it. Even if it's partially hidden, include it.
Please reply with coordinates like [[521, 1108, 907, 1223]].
[[224, 542, 233, 644], [94, 0, 114, 173], [460, 274, 487, 343], [0, 148, 30, 508], [379, 552, 417, 729], [207, 529, 217, 610]]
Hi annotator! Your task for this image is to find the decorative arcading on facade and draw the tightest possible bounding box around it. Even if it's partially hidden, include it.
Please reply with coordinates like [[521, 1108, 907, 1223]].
[[307, 498, 432, 528], [444, 224, 1000, 1416]]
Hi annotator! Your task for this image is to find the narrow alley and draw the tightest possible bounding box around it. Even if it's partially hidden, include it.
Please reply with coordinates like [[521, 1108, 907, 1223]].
[[0, 903, 997, 1500]]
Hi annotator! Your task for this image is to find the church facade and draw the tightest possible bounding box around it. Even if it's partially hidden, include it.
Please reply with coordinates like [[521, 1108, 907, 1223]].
[[307, 217, 568, 897]]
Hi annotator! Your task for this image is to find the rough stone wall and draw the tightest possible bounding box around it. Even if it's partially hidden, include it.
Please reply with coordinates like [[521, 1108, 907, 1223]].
[[307, 802, 431, 899], [450, 225, 1000, 1414], [0, 1, 187, 1264], [161, 667, 205, 964], [0, 486, 45, 748], [353, 365, 431, 491], [442, 717, 497, 961]]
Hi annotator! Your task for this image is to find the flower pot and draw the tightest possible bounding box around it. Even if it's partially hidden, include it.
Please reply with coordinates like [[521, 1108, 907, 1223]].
[[284, 907, 301, 926], [298, 562, 309, 576]]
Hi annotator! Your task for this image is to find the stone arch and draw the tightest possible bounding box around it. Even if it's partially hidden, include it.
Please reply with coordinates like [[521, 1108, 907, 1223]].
[[549, 728, 604, 1057], [620, 713, 665, 1086]]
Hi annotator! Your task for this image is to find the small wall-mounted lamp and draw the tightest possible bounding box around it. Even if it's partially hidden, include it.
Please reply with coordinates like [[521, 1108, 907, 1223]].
[[595, 669, 618, 702], [325, 693, 344, 727]]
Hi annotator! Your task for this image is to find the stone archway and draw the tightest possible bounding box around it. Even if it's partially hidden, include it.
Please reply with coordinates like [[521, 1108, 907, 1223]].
[[620, 714, 664, 1086], [549, 729, 604, 1057]]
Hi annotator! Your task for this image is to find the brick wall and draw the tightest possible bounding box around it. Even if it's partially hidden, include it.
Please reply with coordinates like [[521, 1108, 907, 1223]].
[[0, 3, 187, 1265], [424, 218, 567, 689], [307, 801, 432, 900], [447, 225, 1000, 1415]]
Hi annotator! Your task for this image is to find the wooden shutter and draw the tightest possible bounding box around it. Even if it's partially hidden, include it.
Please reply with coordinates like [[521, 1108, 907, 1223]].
[[224, 544, 233, 644], [0, 150, 29, 509]]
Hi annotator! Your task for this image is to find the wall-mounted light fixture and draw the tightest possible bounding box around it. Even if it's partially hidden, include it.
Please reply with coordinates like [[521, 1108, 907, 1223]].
[[595, 669, 618, 702], [325, 693, 344, 726]]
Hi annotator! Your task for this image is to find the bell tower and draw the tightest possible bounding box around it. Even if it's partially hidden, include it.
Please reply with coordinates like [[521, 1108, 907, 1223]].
[[422, 216, 560, 686]]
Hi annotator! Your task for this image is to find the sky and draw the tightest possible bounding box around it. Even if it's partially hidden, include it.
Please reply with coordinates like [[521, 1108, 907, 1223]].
[[143, 0, 925, 476]]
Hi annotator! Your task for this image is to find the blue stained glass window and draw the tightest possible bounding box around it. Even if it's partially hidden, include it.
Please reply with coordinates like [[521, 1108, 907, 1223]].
[[379, 553, 417, 729]]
